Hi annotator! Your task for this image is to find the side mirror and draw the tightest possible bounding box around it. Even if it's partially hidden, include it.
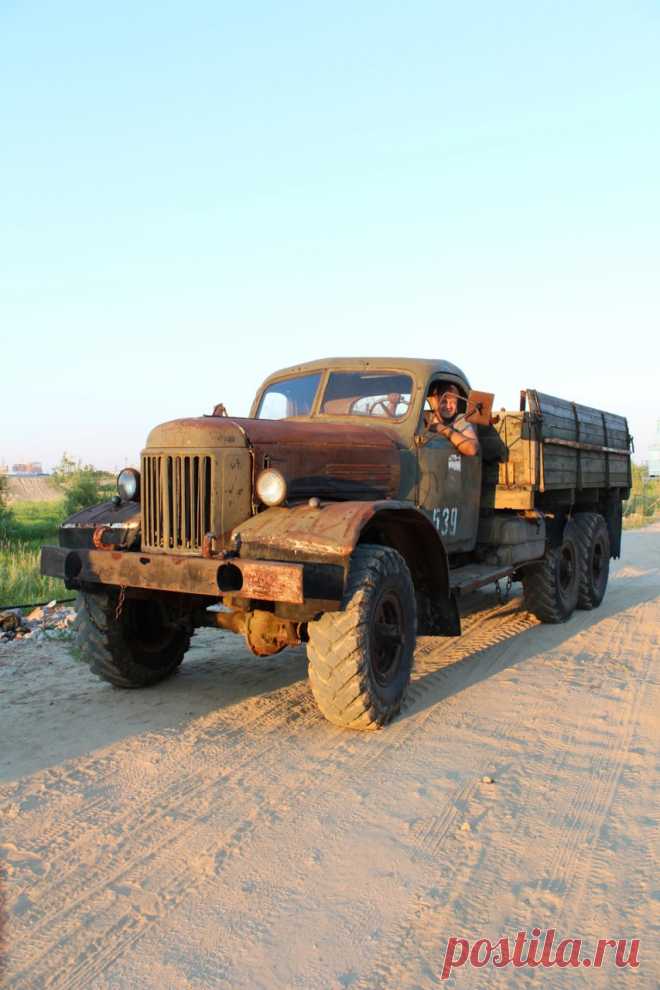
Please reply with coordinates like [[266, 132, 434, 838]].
[[465, 390, 495, 426]]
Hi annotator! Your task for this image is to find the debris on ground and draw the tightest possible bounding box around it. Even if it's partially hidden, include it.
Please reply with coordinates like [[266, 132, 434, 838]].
[[0, 603, 76, 643]]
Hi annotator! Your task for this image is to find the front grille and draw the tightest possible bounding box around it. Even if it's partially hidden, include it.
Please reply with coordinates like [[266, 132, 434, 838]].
[[142, 453, 213, 552]]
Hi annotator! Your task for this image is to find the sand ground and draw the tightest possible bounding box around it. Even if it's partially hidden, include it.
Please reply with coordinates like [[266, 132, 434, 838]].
[[1, 527, 658, 989]]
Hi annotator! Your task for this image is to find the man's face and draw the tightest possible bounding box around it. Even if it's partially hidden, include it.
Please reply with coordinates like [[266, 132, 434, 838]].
[[429, 387, 459, 420]]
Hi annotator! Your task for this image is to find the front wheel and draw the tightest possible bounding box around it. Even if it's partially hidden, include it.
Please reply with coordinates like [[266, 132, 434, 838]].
[[306, 545, 416, 730], [73, 590, 192, 687]]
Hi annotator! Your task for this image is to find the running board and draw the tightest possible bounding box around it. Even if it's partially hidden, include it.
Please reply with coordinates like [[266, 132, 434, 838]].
[[449, 564, 514, 595]]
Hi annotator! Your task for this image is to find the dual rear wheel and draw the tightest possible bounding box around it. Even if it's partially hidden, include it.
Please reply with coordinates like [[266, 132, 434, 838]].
[[574, 513, 611, 610], [522, 512, 610, 623]]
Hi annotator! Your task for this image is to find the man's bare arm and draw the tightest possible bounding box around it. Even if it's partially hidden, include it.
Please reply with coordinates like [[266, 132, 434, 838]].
[[430, 422, 479, 457]]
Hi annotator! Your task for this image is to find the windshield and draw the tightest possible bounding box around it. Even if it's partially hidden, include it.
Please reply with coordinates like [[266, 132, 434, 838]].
[[256, 372, 322, 419], [320, 371, 413, 420]]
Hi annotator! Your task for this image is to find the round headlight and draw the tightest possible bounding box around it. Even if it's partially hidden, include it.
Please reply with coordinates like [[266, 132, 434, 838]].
[[117, 468, 140, 502], [256, 468, 287, 506]]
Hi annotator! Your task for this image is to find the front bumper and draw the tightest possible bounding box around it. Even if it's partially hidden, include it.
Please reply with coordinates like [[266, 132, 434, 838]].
[[41, 546, 308, 604]]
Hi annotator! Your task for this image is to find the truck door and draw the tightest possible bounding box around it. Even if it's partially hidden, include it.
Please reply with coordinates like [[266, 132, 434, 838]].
[[416, 432, 481, 553]]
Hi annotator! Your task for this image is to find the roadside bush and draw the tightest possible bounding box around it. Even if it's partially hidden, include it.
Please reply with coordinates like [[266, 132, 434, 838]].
[[623, 463, 660, 525], [52, 453, 115, 516]]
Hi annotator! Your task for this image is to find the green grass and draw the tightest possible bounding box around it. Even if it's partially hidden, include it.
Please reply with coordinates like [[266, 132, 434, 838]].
[[0, 500, 68, 609], [7, 500, 67, 540]]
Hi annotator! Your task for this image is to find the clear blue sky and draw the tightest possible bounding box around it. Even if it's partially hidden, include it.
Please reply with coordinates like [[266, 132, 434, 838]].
[[1, 1, 658, 470]]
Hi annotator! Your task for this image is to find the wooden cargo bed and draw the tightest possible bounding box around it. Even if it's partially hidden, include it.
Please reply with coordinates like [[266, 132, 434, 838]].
[[491, 390, 631, 510]]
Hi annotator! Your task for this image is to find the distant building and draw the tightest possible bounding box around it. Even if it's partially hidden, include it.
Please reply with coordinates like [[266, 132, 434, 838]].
[[650, 420, 660, 479], [0, 463, 8, 474], [11, 462, 44, 476]]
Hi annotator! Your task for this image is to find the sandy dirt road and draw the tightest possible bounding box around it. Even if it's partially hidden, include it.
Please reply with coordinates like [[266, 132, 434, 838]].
[[1, 527, 658, 989]]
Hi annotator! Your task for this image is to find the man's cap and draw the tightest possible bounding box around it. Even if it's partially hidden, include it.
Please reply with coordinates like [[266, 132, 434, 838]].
[[428, 381, 460, 396]]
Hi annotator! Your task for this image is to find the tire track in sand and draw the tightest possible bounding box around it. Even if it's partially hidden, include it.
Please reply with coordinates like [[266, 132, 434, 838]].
[[0, 661, 316, 874], [2, 595, 524, 899], [351, 598, 656, 990], [5, 598, 547, 990], [55, 602, 548, 990]]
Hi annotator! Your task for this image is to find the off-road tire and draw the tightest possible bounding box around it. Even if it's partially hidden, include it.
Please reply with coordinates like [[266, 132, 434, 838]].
[[73, 590, 192, 688], [522, 523, 580, 623], [306, 545, 416, 730], [574, 512, 610, 610]]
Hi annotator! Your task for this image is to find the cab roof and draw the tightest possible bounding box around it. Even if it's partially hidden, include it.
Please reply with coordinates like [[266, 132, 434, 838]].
[[259, 357, 470, 391]]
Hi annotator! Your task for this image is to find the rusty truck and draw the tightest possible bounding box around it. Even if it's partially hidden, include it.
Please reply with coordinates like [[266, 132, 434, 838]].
[[41, 358, 632, 730]]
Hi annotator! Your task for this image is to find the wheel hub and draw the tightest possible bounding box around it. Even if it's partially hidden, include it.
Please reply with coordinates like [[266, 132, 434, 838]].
[[371, 592, 405, 687], [592, 542, 604, 581], [559, 546, 575, 591]]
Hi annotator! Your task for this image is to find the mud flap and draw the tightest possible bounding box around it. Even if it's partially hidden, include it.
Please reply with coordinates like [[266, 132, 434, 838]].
[[417, 589, 461, 636]]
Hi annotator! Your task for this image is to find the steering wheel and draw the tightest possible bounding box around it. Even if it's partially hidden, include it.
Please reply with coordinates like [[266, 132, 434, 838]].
[[348, 397, 409, 418]]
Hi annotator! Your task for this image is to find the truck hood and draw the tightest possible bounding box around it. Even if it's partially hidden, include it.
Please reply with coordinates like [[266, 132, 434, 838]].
[[145, 416, 402, 501]]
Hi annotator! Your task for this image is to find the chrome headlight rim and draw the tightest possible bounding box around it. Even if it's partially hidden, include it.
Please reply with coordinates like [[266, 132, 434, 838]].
[[255, 468, 287, 507], [117, 468, 141, 502]]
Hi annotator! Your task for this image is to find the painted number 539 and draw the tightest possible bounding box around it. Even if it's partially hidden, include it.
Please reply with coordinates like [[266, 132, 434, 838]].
[[433, 506, 459, 537]]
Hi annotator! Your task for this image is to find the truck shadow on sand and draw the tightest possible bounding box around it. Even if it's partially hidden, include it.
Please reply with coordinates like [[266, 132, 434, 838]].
[[93, 555, 659, 738], [174, 526, 659, 736], [100, 565, 658, 741], [400, 569, 658, 723]]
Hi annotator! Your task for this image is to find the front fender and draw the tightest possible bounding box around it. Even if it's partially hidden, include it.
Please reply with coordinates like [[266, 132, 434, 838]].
[[232, 500, 408, 566], [59, 500, 141, 550], [233, 501, 456, 634], [233, 500, 447, 588]]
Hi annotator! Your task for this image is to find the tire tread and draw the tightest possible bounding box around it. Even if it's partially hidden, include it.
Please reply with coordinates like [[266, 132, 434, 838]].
[[307, 545, 416, 730], [73, 591, 191, 688], [573, 512, 610, 610], [522, 525, 580, 624]]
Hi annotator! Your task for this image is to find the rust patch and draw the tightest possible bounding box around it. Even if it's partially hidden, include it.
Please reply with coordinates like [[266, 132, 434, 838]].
[[201, 532, 219, 559], [236, 417, 400, 447], [224, 559, 304, 604], [203, 607, 302, 656], [42, 547, 304, 604], [92, 526, 113, 550], [234, 500, 407, 563]]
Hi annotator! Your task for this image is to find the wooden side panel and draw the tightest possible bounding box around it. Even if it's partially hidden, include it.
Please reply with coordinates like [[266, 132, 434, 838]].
[[529, 391, 629, 491], [492, 392, 630, 496], [493, 488, 534, 509], [494, 412, 538, 491], [603, 411, 631, 486], [530, 391, 579, 490]]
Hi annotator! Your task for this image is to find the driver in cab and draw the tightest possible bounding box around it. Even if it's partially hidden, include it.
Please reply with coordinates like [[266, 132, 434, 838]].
[[426, 382, 479, 457]]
